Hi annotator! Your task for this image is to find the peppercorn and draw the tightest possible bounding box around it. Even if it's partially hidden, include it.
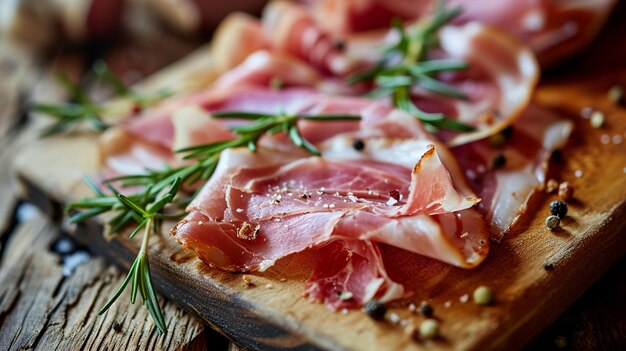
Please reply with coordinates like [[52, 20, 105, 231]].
[[473, 286, 494, 305], [492, 154, 506, 169], [608, 85, 624, 106], [363, 300, 387, 320], [352, 139, 365, 151], [419, 319, 439, 339], [545, 215, 560, 230], [334, 40, 346, 51], [418, 301, 434, 317], [590, 111, 604, 128], [549, 200, 568, 218], [501, 125, 514, 138]]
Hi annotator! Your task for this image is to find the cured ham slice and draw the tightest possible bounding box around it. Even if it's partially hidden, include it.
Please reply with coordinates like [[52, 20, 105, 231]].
[[305, 0, 616, 65], [305, 240, 405, 309], [435, 23, 538, 146], [452, 104, 573, 240], [209, 2, 539, 145]]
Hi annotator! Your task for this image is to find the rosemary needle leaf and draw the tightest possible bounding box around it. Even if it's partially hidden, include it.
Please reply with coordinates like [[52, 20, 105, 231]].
[[416, 75, 469, 100], [84, 175, 106, 196], [98, 258, 139, 315], [93, 60, 130, 96], [131, 259, 141, 304], [128, 219, 147, 239], [143, 259, 167, 334], [288, 125, 321, 156], [108, 211, 135, 234], [116, 193, 151, 218], [212, 111, 274, 120], [68, 207, 109, 224], [303, 114, 362, 121]]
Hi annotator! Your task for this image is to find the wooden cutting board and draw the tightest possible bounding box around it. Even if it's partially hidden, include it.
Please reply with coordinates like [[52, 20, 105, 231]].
[[13, 21, 626, 351]]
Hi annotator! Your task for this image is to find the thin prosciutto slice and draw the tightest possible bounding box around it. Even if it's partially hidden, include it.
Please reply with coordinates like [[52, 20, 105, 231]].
[[172, 138, 488, 306], [305, 0, 616, 65], [452, 104, 573, 240], [305, 240, 405, 309], [209, 2, 539, 145]]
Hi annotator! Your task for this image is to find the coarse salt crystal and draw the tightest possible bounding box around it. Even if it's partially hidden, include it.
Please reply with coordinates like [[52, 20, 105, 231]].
[[613, 135, 623, 145], [601, 134, 611, 144], [236, 208, 244, 213], [466, 169, 477, 180], [575, 170, 583, 178], [386, 197, 398, 206], [580, 107, 593, 119], [459, 294, 469, 303]]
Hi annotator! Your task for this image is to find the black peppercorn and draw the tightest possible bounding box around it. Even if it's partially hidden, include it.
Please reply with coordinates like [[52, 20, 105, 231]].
[[363, 300, 387, 320], [492, 154, 506, 169], [418, 301, 434, 317], [334, 40, 346, 51], [549, 200, 568, 218], [352, 139, 365, 151], [502, 125, 514, 138]]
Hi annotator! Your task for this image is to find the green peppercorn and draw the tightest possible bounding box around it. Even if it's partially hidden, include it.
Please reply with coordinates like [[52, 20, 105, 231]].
[[549, 200, 568, 218], [419, 319, 439, 339], [363, 300, 387, 320], [608, 85, 624, 106], [545, 215, 560, 230], [473, 286, 494, 305]]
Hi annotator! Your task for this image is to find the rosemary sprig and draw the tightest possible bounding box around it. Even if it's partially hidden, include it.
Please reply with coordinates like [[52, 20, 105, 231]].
[[66, 110, 360, 334], [35, 61, 170, 137], [350, 1, 475, 132], [180, 111, 361, 158]]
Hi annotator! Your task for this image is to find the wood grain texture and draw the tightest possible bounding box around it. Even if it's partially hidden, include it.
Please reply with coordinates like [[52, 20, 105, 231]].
[[0, 39, 216, 350], [0, 211, 209, 351], [13, 55, 626, 351]]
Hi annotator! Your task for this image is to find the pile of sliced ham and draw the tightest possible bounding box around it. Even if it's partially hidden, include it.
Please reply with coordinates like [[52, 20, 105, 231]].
[[98, 0, 594, 309]]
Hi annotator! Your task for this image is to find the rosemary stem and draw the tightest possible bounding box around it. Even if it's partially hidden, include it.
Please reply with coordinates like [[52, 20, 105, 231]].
[[140, 217, 153, 257]]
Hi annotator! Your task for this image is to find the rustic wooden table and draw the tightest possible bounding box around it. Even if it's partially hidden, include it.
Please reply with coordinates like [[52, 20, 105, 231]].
[[0, 4, 624, 350]]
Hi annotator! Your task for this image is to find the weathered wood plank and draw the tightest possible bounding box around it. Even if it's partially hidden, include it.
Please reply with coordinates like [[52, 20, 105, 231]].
[[0, 210, 208, 350], [0, 39, 38, 235]]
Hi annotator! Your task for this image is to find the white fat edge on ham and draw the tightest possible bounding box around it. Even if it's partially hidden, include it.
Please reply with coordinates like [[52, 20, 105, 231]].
[[452, 104, 573, 241], [318, 135, 487, 268], [439, 23, 539, 146]]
